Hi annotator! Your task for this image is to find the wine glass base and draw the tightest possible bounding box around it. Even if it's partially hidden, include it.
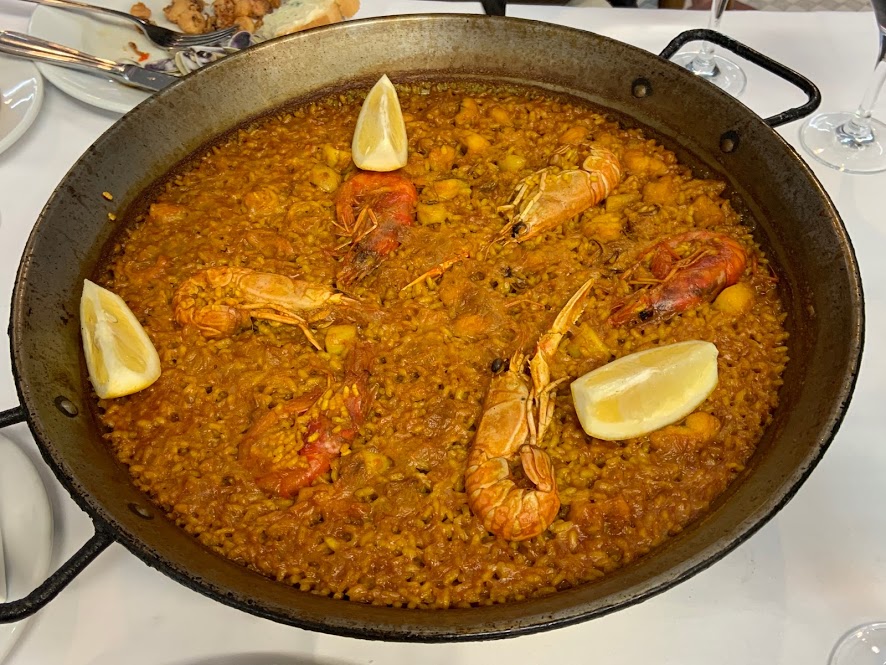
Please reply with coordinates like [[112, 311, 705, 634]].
[[671, 51, 747, 98], [800, 112, 886, 174], [829, 622, 886, 665]]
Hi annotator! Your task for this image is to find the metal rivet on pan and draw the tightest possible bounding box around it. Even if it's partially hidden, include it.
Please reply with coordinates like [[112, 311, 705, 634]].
[[128, 503, 154, 520], [54, 396, 79, 417], [720, 130, 740, 153], [631, 78, 652, 98]]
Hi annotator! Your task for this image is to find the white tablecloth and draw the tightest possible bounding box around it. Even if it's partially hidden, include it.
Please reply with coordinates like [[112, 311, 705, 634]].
[[1, 3, 885, 663]]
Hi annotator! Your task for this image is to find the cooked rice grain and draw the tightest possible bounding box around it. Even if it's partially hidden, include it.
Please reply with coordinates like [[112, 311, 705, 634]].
[[96, 82, 788, 608]]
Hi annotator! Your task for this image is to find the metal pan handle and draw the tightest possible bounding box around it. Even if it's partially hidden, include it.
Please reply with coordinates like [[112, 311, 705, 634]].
[[481, 0, 506, 15], [0, 405, 116, 623], [659, 29, 821, 128]]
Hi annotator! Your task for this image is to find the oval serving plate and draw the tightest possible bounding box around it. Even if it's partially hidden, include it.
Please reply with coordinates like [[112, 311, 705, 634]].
[[0, 55, 44, 156], [27, 0, 167, 113]]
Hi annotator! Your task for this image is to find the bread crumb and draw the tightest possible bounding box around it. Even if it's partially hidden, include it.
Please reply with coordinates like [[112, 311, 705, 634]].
[[130, 2, 152, 19]]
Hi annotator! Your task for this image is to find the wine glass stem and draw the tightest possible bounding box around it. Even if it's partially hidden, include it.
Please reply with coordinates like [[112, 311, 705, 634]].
[[838, 28, 886, 147], [687, 0, 730, 77]]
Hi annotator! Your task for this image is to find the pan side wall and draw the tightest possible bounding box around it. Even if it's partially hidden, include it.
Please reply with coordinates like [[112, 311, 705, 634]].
[[11, 16, 862, 640]]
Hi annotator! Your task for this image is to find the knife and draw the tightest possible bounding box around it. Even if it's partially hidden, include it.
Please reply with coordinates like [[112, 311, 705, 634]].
[[0, 30, 178, 92]]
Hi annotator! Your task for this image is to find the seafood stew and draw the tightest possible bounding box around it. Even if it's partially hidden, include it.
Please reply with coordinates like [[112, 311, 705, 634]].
[[93, 81, 788, 609]]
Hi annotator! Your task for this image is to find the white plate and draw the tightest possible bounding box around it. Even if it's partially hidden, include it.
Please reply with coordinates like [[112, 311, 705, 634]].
[[0, 434, 53, 665], [0, 56, 44, 156], [27, 0, 172, 113]]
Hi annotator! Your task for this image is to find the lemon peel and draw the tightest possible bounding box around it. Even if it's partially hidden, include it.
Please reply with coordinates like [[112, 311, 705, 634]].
[[351, 74, 408, 172], [80, 279, 161, 399], [570, 340, 719, 441]]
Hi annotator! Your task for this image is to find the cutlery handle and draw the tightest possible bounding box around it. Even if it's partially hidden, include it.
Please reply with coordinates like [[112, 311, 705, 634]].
[[0, 30, 122, 76], [20, 0, 145, 25]]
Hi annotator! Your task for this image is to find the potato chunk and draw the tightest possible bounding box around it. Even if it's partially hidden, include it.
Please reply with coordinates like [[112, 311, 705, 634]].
[[714, 283, 756, 315], [322, 144, 351, 170], [581, 212, 625, 242], [428, 144, 457, 172], [605, 192, 641, 214], [309, 164, 342, 193], [459, 133, 491, 155], [417, 202, 451, 225], [692, 194, 726, 227], [324, 324, 357, 355], [497, 154, 527, 173], [488, 106, 512, 126], [623, 148, 669, 176], [643, 176, 680, 206], [424, 179, 471, 202]]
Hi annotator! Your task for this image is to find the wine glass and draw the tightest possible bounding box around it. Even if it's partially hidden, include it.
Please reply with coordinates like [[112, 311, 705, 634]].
[[829, 622, 886, 665], [670, 0, 747, 97], [799, 5, 886, 174]]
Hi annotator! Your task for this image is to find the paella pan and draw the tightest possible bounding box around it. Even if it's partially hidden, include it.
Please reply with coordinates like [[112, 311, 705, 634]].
[[0, 16, 862, 641]]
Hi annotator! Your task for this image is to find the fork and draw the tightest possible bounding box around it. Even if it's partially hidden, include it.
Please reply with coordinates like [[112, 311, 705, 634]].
[[21, 0, 238, 49]]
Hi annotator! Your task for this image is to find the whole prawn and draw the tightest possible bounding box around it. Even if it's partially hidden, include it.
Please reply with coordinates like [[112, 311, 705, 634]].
[[465, 276, 597, 541], [497, 147, 622, 243], [172, 266, 352, 349], [238, 347, 372, 498], [609, 230, 747, 326], [334, 171, 418, 287]]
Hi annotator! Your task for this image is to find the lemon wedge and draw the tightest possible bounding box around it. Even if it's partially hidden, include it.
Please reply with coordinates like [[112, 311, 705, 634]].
[[570, 340, 719, 441], [351, 74, 408, 172], [80, 279, 161, 399]]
